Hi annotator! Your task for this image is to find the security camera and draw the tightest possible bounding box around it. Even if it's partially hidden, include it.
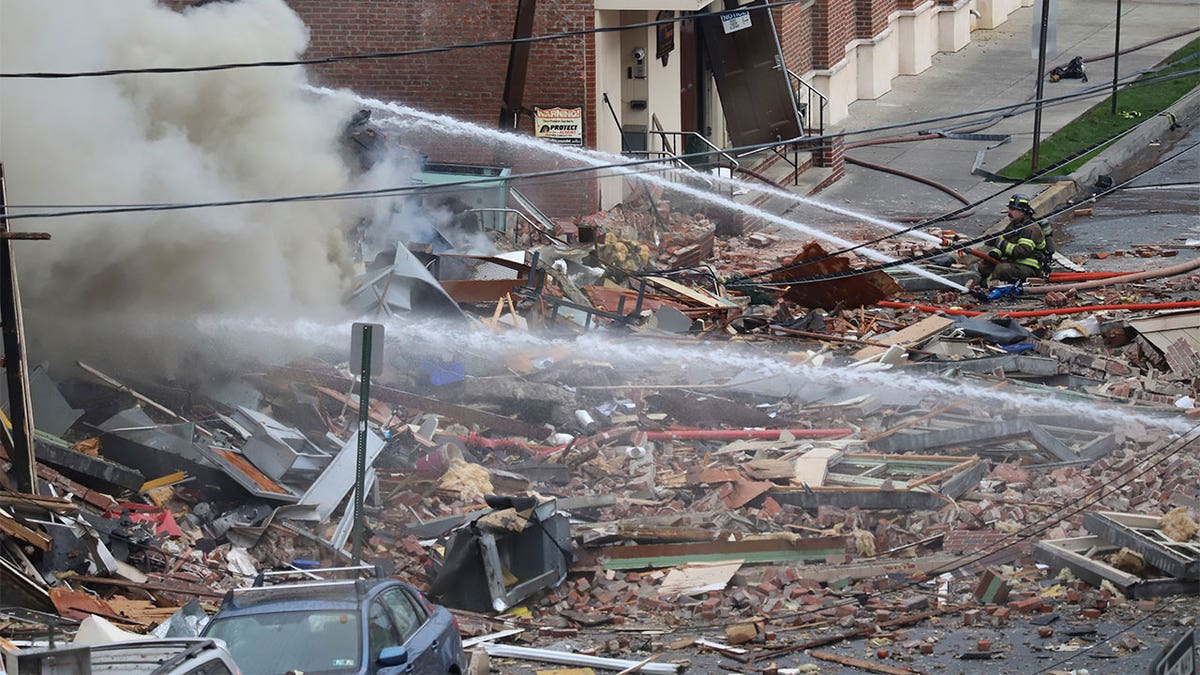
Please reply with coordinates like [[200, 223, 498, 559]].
[[632, 47, 647, 62]]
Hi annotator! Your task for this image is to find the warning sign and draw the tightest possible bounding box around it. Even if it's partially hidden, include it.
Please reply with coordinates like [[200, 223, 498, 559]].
[[534, 107, 583, 145]]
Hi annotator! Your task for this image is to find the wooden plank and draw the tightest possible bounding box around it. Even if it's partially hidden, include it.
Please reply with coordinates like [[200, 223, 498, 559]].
[[0, 493, 78, 512], [809, 649, 916, 674], [140, 471, 188, 492], [602, 536, 847, 569], [72, 574, 227, 599], [0, 510, 51, 551], [793, 447, 844, 487], [852, 315, 955, 360], [643, 276, 738, 309]]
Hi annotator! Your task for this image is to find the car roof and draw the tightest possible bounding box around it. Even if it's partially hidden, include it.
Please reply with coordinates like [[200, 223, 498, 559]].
[[211, 578, 409, 619]]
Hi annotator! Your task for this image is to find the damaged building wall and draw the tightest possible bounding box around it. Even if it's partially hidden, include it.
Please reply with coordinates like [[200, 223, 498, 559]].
[[285, 0, 600, 218]]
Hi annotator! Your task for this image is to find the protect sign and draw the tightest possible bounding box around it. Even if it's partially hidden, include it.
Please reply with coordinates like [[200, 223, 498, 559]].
[[534, 107, 583, 145]]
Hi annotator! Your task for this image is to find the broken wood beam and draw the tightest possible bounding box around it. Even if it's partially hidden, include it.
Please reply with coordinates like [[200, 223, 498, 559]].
[[0, 493, 78, 513], [808, 649, 916, 674], [601, 535, 847, 569], [0, 510, 51, 550], [69, 574, 226, 599]]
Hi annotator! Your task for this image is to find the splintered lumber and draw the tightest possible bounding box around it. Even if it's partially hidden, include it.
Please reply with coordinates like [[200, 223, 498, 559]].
[[0, 493, 78, 513], [851, 314, 955, 361], [481, 644, 680, 674], [0, 510, 51, 550], [808, 650, 916, 674], [71, 574, 226, 599]]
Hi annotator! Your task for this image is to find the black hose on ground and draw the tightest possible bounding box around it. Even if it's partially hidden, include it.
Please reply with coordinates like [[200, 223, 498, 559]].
[[843, 156, 977, 221]]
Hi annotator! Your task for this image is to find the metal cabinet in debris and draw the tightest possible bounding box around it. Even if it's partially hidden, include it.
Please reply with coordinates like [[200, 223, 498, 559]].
[[429, 497, 571, 613]]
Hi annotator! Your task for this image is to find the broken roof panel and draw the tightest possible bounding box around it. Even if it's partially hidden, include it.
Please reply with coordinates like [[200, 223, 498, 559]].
[[1033, 535, 1198, 599], [771, 242, 904, 309], [1083, 511, 1200, 580]]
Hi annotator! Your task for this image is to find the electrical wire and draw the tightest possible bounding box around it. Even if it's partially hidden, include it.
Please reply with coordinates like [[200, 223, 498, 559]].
[[715, 54, 1200, 281], [3, 65, 1195, 224], [0, 0, 809, 80], [723, 135, 1200, 289]]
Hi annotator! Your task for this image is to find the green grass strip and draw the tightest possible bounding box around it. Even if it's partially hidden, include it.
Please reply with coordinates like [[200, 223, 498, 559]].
[[998, 37, 1200, 180]]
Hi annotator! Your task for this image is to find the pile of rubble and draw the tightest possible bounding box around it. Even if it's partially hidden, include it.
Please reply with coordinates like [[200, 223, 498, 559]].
[[3, 181, 1199, 672]]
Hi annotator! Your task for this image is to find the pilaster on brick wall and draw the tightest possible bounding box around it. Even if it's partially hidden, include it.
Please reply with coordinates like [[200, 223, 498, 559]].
[[812, 135, 845, 181], [811, 0, 857, 69], [855, 0, 898, 39]]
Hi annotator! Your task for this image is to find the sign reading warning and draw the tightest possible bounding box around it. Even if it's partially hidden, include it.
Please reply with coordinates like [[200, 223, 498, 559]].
[[534, 107, 583, 145]]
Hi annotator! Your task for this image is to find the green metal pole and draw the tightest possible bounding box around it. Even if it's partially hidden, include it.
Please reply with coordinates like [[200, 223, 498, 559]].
[[351, 323, 373, 565], [1111, 0, 1122, 115], [1031, 0, 1052, 173]]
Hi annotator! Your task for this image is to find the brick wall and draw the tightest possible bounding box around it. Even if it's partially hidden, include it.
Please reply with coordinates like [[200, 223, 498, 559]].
[[157, 1, 598, 217], [855, 0, 897, 39], [813, 135, 845, 180], [810, 0, 856, 69], [285, 0, 598, 216], [774, 4, 814, 74]]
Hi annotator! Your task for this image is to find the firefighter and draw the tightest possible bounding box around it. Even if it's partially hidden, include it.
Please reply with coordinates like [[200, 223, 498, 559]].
[[971, 194, 1047, 285]]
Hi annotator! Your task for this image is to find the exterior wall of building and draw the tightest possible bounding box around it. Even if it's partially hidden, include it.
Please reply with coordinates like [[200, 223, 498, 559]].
[[164, 0, 1036, 202], [285, 0, 599, 217]]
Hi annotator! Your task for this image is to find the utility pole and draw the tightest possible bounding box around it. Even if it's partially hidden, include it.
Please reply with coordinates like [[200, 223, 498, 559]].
[[1111, 0, 1122, 115], [1030, 0, 1052, 172], [498, 0, 538, 130], [0, 163, 39, 494]]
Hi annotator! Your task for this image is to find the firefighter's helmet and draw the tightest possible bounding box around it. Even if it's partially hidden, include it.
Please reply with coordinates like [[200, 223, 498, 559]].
[[1007, 194, 1035, 215]]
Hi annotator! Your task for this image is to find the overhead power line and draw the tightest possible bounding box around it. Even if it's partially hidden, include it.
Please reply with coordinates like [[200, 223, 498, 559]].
[[3, 65, 1194, 224], [0, 0, 808, 80]]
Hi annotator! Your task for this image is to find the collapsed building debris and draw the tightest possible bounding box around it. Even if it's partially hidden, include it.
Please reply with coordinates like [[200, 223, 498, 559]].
[[3, 136, 1199, 673]]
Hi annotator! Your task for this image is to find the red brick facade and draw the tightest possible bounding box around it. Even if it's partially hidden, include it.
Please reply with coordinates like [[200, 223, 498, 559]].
[[856, 0, 898, 39], [774, 4, 814, 75], [158, 1, 903, 215], [810, 0, 857, 69], [285, 0, 599, 216]]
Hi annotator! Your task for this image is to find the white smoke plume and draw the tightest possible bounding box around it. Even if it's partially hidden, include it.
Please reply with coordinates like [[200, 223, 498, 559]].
[[0, 0, 359, 377]]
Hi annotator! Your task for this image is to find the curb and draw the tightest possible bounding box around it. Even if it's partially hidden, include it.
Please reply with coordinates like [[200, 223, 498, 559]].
[[985, 83, 1200, 234], [1067, 83, 1200, 202]]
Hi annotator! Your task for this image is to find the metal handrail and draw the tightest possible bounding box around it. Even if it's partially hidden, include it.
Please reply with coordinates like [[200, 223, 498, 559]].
[[653, 130, 742, 174], [464, 207, 566, 246], [623, 149, 716, 190], [785, 67, 826, 136]]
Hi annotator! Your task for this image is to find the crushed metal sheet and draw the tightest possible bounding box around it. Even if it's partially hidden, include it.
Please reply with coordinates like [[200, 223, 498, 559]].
[[771, 242, 905, 309]]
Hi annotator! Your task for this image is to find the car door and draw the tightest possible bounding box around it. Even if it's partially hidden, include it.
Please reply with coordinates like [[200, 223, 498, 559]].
[[367, 597, 407, 675], [380, 587, 441, 672]]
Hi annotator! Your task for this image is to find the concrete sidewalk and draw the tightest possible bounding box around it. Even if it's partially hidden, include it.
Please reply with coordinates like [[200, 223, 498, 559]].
[[778, 0, 1198, 232]]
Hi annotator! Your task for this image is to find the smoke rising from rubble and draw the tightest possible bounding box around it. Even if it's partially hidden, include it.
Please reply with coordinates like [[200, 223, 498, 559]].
[[352, 154, 497, 262], [0, 0, 359, 377], [312, 87, 965, 292]]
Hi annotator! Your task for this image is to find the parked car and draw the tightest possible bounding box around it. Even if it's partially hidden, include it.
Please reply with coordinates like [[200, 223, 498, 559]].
[[4, 638, 240, 674], [202, 566, 466, 675]]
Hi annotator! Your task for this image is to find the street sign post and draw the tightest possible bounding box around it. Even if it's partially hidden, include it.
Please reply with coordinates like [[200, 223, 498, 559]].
[[350, 322, 384, 564]]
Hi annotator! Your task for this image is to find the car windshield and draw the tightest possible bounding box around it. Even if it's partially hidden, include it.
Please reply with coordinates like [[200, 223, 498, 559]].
[[205, 610, 361, 675]]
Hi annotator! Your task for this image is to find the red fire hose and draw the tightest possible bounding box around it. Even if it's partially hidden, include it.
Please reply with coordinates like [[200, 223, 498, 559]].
[[878, 300, 1200, 318]]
